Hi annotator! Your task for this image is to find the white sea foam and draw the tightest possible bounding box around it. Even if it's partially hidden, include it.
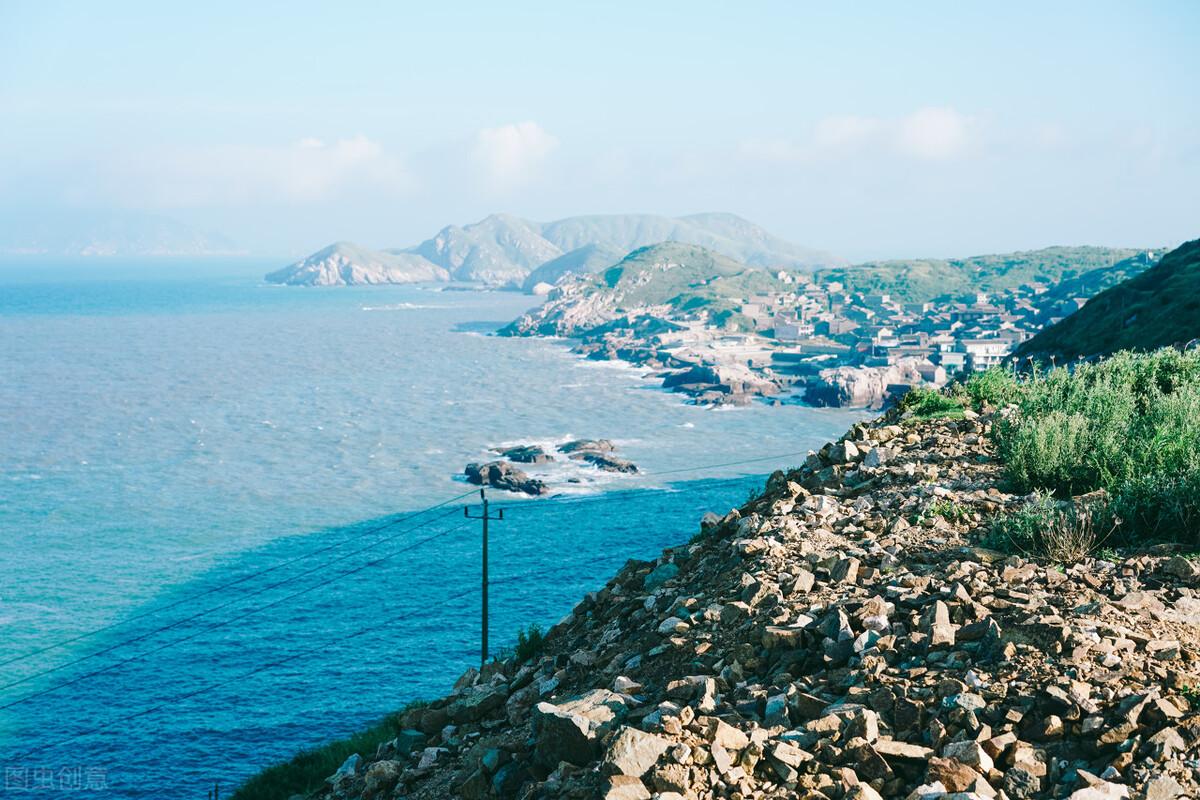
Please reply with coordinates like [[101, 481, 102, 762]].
[[361, 302, 447, 311]]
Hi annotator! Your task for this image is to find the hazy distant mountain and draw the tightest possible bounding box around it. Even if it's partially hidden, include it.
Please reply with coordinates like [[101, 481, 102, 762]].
[[0, 210, 240, 257], [539, 212, 839, 271], [265, 242, 449, 286], [268, 212, 841, 288], [406, 213, 561, 285], [521, 243, 625, 292]]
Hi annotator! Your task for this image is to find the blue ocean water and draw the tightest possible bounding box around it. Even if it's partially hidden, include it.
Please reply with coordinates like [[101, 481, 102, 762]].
[[0, 259, 864, 798]]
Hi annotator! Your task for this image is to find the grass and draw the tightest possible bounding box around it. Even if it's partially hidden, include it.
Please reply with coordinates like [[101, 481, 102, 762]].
[[982, 348, 1200, 557], [899, 387, 965, 420], [897, 367, 1022, 421], [983, 492, 1112, 562], [514, 623, 546, 663], [231, 701, 425, 800], [927, 499, 972, 524]]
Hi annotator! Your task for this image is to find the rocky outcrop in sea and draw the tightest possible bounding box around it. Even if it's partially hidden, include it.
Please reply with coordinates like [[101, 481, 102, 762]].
[[321, 405, 1200, 800], [464, 441, 639, 495]]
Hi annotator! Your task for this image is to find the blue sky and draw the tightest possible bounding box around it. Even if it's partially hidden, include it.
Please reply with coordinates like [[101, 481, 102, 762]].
[[1, 1, 1197, 259]]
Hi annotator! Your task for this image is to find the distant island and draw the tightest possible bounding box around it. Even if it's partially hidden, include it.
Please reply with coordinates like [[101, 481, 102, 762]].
[[0, 209, 242, 257], [264, 212, 843, 287]]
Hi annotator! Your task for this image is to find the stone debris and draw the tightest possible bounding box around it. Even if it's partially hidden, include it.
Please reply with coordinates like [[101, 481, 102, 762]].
[[313, 407, 1200, 799]]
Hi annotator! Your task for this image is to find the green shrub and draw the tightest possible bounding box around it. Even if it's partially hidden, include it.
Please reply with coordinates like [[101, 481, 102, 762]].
[[925, 499, 971, 525], [984, 492, 1109, 561], [515, 624, 545, 663], [1108, 471, 1200, 547], [899, 387, 964, 420], [232, 701, 426, 800], [959, 367, 1021, 410], [990, 348, 1200, 547]]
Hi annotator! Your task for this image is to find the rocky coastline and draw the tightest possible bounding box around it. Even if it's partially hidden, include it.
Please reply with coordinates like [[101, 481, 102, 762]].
[[307, 403, 1200, 800]]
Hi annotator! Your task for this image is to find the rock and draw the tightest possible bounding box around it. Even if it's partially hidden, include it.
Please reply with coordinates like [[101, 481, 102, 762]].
[[1162, 556, 1197, 579], [573, 451, 639, 473], [927, 757, 980, 792], [874, 739, 934, 761], [602, 775, 651, 800], [644, 563, 679, 591], [328, 753, 361, 783], [805, 360, 928, 408], [1145, 774, 1185, 800], [831, 556, 860, 584], [602, 726, 671, 777], [362, 760, 401, 795], [533, 702, 598, 766], [941, 741, 993, 773], [558, 438, 615, 455], [846, 786, 885, 800], [494, 444, 554, 464], [706, 718, 749, 750], [464, 461, 548, 495], [491, 762, 529, 798], [1003, 768, 1041, 800], [1068, 782, 1129, 800]]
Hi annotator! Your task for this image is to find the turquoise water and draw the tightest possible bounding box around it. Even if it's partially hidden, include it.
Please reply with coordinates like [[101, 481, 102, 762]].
[[0, 259, 863, 797]]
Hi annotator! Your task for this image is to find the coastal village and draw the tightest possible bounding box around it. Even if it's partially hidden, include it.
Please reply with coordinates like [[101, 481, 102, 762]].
[[562, 253, 1160, 409]]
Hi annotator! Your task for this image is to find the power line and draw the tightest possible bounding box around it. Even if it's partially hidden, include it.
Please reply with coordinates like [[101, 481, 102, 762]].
[[0, 488, 478, 670], [9, 585, 482, 763], [0, 516, 473, 711], [493, 473, 763, 513], [489, 448, 810, 513], [640, 448, 812, 477], [0, 507, 462, 696]]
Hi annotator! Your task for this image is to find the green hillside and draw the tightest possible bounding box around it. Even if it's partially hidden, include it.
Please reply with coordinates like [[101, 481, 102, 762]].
[[813, 246, 1143, 303], [1014, 238, 1200, 362], [593, 242, 780, 309]]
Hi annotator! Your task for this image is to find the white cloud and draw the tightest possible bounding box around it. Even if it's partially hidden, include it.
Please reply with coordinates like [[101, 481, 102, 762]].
[[895, 107, 972, 160], [741, 106, 976, 164], [471, 122, 559, 189], [104, 136, 410, 208], [812, 114, 882, 151]]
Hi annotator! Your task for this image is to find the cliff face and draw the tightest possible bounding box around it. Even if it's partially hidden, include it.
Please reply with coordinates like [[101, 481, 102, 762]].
[[803, 361, 926, 409], [305, 408, 1200, 800]]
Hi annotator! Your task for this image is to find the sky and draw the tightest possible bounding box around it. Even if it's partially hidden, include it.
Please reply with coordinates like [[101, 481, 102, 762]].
[[0, 1, 1197, 260]]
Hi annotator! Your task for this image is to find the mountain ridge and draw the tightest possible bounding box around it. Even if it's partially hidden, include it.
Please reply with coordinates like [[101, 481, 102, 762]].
[[265, 212, 842, 288]]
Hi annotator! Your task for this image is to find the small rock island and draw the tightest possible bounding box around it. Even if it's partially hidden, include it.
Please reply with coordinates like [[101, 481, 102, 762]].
[[464, 439, 639, 495]]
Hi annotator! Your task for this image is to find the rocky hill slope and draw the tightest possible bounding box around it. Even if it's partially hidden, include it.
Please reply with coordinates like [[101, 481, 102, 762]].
[[266, 213, 840, 288], [502, 242, 782, 338], [521, 244, 625, 293], [265, 242, 450, 286], [296, 403, 1200, 800], [1014, 239, 1200, 363]]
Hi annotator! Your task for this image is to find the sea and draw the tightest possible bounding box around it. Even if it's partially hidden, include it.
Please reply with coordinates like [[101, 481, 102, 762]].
[[0, 258, 864, 798]]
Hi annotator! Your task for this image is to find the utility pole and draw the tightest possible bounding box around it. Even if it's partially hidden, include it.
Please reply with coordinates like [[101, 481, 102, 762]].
[[465, 488, 503, 666]]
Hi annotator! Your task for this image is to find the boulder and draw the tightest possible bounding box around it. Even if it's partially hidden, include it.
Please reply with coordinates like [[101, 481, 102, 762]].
[[464, 461, 548, 495], [494, 444, 554, 464], [602, 726, 671, 777], [573, 451, 639, 473]]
